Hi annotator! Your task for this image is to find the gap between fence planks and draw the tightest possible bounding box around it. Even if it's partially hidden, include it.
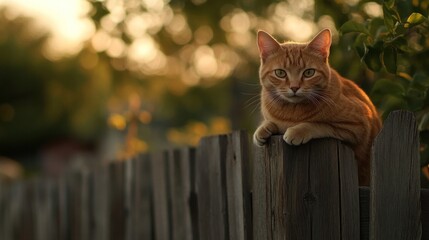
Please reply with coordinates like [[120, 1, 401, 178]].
[[0, 110, 427, 240]]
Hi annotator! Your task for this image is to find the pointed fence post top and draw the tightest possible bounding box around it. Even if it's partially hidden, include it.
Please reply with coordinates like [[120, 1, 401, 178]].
[[374, 110, 418, 145], [371, 110, 422, 239]]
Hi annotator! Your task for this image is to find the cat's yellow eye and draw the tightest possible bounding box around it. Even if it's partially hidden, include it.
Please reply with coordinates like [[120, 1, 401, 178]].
[[303, 68, 316, 78], [274, 69, 287, 78]]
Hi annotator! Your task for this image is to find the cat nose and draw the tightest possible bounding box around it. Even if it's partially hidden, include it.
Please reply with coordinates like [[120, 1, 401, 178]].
[[291, 87, 300, 93]]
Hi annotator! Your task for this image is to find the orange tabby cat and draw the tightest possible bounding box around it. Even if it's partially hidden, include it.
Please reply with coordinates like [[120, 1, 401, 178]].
[[253, 29, 381, 185]]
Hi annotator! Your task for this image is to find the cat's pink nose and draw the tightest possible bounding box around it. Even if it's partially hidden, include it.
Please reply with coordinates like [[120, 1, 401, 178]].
[[291, 87, 300, 93]]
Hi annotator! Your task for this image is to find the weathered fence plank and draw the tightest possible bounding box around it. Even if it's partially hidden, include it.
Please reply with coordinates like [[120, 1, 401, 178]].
[[254, 136, 360, 240], [338, 143, 361, 239], [286, 138, 359, 239], [134, 154, 154, 239], [1, 182, 35, 240], [270, 136, 287, 239], [124, 157, 138, 240], [33, 179, 59, 240], [151, 151, 172, 240], [359, 187, 370, 240], [371, 110, 421, 239], [307, 139, 342, 239], [59, 172, 83, 240], [108, 161, 126, 240], [196, 135, 229, 240], [253, 136, 272, 240], [168, 148, 194, 240], [422, 189, 429, 240], [91, 165, 109, 240], [187, 148, 199, 239], [2, 110, 429, 240], [226, 131, 252, 240]]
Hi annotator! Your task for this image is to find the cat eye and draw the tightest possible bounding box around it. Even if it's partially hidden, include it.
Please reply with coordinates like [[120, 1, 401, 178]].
[[303, 68, 316, 78], [274, 69, 287, 78]]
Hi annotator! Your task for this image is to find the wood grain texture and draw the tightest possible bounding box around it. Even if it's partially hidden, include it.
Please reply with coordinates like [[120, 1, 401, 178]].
[[186, 148, 199, 240], [226, 131, 252, 240], [33, 179, 59, 240], [270, 136, 287, 240], [108, 161, 126, 240], [151, 151, 172, 240], [169, 148, 193, 240], [196, 135, 229, 240], [1, 182, 35, 240], [1, 110, 429, 240], [371, 110, 421, 240], [91, 165, 109, 240], [308, 139, 341, 239], [134, 154, 154, 239], [283, 137, 310, 240], [255, 136, 360, 240], [252, 137, 272, 240], [359, 187, 370, 240], [421, 189, 429, 240], [338, 143, 360, 240]]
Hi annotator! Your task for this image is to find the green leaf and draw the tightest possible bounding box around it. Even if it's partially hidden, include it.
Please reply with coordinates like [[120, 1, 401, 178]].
[[385, 0, 395, 9], [353, 34, 368, 60], [383, 3, 397, 32], [391, 37, 410, 52], [340, 21, 370, 35], [371, 78, 405, 97], [412, 72, 429, 88], [382, 46, 397, 74], [364, 47, 383, 72], [407, 87, 427, 100], [406, 12, 427, 27], [380, 95, 407, 118], [419, 113, 429, 131]]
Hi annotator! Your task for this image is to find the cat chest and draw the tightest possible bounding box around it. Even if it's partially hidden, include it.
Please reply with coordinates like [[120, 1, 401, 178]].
[[265, 117, 296, 133], [263, 108, 321, 133]]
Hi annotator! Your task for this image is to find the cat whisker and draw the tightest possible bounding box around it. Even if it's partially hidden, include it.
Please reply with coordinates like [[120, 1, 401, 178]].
[[309, 91, 336, 110], [244, 95, 261, 108], [241, 91, 260, 96], [250, 102, 261, 115]]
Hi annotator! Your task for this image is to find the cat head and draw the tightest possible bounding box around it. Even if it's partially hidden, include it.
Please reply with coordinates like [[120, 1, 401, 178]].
[[257, 29, 332, 104]]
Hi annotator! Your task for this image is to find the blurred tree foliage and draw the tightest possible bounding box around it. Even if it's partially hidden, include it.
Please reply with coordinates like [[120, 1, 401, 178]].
[[0, 9, 107, 155], [336, 0, 429, 186], [2, 0, 429, 184]]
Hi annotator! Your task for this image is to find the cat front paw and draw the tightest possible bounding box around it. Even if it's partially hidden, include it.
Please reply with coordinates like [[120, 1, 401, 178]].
[[253, 133, 267, 147], [253, 125, 274, 147], [283, 126, 313, 145]]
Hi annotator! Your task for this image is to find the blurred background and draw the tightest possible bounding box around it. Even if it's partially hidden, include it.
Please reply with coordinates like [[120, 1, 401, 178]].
[[0, 0, 428, 183]]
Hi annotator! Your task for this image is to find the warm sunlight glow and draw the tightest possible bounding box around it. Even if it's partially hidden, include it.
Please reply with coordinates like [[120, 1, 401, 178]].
[[107, 38, 127, 58], [193, 45, 218, 78], [128, 35, 158, 63], [0, 0, 94, 58], [142, 0, 165, 12], [125, 13, 149, 39], [194, 25, 213, 45], [230, 10, 251, 33], [363, 2, 383, 18], [92, 30, 112, 52], [281, 15, 314, 41], [270, 0, 316, 41]]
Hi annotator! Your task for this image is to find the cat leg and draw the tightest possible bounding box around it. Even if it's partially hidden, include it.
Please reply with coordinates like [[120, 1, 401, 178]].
[[284, 122, 334, 145], [253, 121, 278, 146]]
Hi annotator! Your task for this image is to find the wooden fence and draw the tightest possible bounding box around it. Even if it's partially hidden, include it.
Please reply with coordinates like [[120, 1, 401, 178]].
[[0, 110, 428, 240]]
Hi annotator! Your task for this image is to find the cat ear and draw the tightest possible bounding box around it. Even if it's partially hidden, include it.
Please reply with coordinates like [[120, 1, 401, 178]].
[[257, 30, 281, 61], [306, 29, 332, 59]]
